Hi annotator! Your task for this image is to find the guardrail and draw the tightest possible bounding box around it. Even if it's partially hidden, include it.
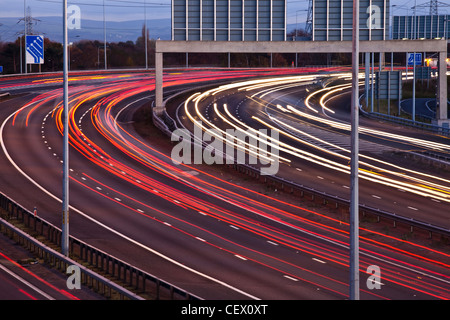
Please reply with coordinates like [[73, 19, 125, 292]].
[[362, 110, 450, 136], [159, 88, 450, 244], [359, 95, 450, 137], [0, 217, 143, 300], [0, 192, 201, 300], [227, 162, 450, 243]]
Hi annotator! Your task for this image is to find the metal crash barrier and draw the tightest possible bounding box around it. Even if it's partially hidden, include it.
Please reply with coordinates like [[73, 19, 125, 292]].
[[0, 192, 201, 300]]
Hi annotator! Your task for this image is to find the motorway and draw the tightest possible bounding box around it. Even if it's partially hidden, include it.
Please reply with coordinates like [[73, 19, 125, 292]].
[[175, 74, 450, 229], [0, 69, 449, 300]]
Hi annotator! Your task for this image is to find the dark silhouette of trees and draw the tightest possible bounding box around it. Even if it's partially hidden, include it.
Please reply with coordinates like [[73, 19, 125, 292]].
[[0, 25, 157, 74], [0, 24, 385, 74]]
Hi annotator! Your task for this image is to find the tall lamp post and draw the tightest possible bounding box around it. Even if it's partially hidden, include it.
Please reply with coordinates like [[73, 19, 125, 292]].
[[350, 0, 360, 300], [145, 0, 148, 69], [24, 0, 27, 74], [103, 0, 107, 70], [62, 0, 69, 256]]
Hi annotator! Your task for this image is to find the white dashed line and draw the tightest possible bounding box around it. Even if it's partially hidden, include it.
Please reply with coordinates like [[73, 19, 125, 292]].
[[283, 275, 299, 282], [312, 258, 326, 264]]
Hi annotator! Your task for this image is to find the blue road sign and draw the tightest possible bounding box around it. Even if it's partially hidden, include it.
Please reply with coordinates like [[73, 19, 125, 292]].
[[0, 66, 3, 73], [407, 53, 422, 66], [26, 35, 44, 64]]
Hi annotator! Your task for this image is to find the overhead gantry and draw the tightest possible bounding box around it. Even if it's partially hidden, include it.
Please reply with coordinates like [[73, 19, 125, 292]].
[[154, 39, 448, 126]]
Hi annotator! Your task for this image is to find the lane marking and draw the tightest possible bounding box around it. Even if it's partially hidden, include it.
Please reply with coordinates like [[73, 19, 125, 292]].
[[0, 108, 261, 300], [283, 275, 299, 282], [0, 263, 55, 300], [312, 258, 326, 264]]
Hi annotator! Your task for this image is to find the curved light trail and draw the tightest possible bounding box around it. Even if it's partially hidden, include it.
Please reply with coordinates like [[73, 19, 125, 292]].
[[182, 75, 450, 204], [0, 70, 449, 300]]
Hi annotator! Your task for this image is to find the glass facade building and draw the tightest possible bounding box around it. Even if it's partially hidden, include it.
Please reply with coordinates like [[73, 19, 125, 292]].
[[312, 0, 390, 41], [392, 15, 450, 40], [172, 0, 286, 41]]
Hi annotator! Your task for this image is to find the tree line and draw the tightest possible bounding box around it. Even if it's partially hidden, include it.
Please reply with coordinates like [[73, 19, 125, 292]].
[[0, 27, 365, 74]]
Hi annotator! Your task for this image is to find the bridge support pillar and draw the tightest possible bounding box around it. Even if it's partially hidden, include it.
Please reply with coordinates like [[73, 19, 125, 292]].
[[436, 50, 448, 124], [154, 51, 164, 117]]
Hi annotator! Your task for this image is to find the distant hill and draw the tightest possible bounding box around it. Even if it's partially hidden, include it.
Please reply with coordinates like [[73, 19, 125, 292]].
[[0, 16, 171, 43]]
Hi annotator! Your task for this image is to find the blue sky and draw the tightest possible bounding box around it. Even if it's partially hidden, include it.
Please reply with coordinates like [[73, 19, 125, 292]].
[[0, 0, 442, 42]]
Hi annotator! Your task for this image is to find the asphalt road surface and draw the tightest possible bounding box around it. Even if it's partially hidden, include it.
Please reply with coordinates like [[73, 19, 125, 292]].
[[0, 231, 103, 300], [0, 69, 449, 300]]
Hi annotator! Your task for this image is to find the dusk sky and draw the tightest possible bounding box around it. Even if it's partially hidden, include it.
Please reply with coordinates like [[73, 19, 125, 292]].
[[0, 0, 442, 42], [1, 0, 436, 21]]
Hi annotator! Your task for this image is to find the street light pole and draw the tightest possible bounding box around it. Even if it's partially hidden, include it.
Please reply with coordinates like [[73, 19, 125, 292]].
[[412, 0, 417, 122], [350, 0, 360, 300], [145, 0, 148, 69], [24, 0, 27, 74], [103, 0, 107, 70], [19, 33, 23, 74], [62, 0, 69, 257]]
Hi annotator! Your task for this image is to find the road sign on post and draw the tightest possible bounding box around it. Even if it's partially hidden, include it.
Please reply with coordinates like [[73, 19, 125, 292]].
[[407, 52, 422, 66], [416, 66, 431, 80], [375, 71, 402, 100], [26, 35, 44, 64]]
